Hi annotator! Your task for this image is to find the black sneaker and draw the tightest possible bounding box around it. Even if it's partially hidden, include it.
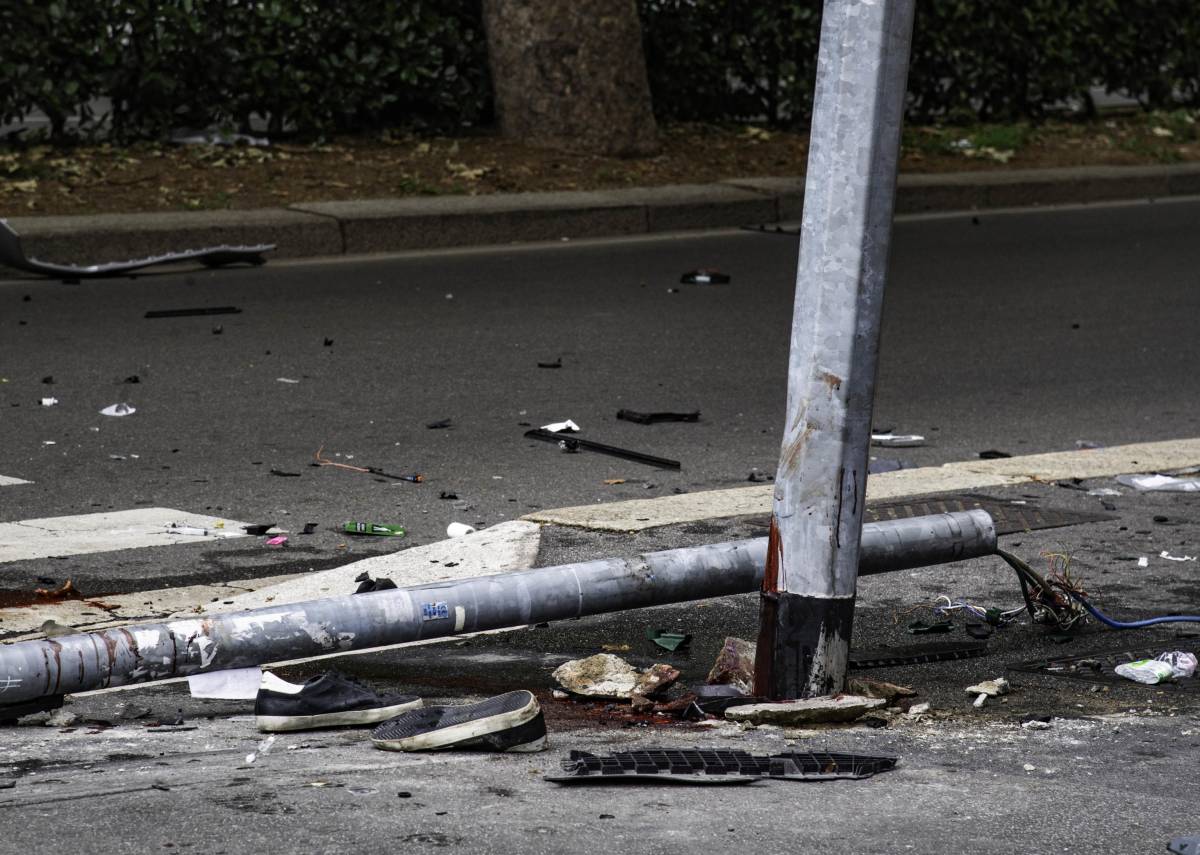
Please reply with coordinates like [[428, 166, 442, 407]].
[[255, 671, 422, 732], [371, 690, 547, 753]]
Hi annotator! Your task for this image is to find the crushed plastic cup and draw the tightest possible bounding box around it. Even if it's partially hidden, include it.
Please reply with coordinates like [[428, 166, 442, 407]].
[[1156, 651, 1198, 679], [446, 522, 476, 538], [1114, 659, 1175, 684]]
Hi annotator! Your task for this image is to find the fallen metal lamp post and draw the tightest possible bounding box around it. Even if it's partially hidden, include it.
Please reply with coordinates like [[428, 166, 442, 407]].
[[0, 511, 994, 713]]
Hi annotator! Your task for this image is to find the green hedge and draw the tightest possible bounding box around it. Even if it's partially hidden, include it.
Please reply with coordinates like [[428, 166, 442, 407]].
[[3, 0, 1200, 142]]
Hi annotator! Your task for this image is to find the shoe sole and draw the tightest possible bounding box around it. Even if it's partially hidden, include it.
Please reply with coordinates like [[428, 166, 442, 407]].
[[372, 690, 541, 752], [256, 698, 424, 732]]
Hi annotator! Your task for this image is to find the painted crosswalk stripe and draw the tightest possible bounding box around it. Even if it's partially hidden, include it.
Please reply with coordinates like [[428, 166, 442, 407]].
[[0, 508, 249, 564], [0, 474, 31, 486]]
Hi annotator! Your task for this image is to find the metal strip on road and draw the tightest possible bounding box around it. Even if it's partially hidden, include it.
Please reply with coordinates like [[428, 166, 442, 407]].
[[0, 475, 31, 487], [0, 508, 248, 564]]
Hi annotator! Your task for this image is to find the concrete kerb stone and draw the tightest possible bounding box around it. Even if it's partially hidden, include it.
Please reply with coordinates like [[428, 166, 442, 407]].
[[6, 165, 1200, 278], [290, 191, 648, 254], [4, 208, 342, 274]]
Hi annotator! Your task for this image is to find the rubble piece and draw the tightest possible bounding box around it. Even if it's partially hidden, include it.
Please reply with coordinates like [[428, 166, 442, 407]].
[[966, 677, 1010, 708], [978, 449, 1012, 459], [144, 306, 242, 319], [632, 664, 680, 698], [537, 358, 562, 369], [525, 428, 681, 470], [725, 696, 887, 726], [99, 403, 136, 417], [845, 678, 916, 704], [905, 702, 930, 718], [680, 269, 731, 285], [552, 654, 640, 699], [647, 628, 691, 652], [45, 709, 80, 728], [39, 619, 76, 638], [301, 523, 318, 535], [545, 748, 896, 785], [870, 433, 925, 447], [1021, 719, 1051, 730], [343, 522, 406, 537], [706, 636, 757, 696], [0, 218, 273, 279], [1116, 473, 1200, 493], [616, 409, 700, 425]]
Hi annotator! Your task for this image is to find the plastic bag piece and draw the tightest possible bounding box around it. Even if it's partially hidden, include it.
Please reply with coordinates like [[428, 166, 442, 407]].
[[1115, 473, 1200, 493], [1156, 651, 1198, 679], [1114, 659, 1174, 684], [680, 269, 731, 285], [647, 628, 692, 652], [0, 218, 274, 279]]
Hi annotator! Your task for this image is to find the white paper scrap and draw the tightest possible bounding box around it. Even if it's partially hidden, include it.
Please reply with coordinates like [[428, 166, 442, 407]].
[[188, 667, 263, 700], [541, 419, 580, 433], [100, 403, 136, 417], [40, 397, 58, 407], [1160, 550, 1197, 562], [871, 433, 926, 448], [1115, 473, 1200, 493]]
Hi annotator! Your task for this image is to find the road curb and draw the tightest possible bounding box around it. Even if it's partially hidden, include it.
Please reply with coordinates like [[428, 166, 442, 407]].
[[4, 163, 1200, 278]]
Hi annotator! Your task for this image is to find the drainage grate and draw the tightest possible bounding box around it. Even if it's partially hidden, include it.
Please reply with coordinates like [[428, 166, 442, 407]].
[[865, 495, 1115, 536], [1008, 642, 1200, 692]]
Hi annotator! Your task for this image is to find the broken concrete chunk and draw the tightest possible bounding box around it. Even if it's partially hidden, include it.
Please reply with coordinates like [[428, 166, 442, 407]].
[[633, 663, 680, 698], [552, 653, 640, 698], [724, 695, 886, 726], [846, 678, 916, 704], [905, 702, 931, 718], [44, 709, 80, 728], [706, 636, 756, 696], [965, 677, 1010, 697]]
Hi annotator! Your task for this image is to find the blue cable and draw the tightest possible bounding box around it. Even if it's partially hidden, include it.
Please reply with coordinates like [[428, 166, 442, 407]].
[[1068, 591, 1200, 629]]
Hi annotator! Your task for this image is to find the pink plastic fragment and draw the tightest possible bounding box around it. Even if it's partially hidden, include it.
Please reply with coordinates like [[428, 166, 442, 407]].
[[266, 535, 288, 546]]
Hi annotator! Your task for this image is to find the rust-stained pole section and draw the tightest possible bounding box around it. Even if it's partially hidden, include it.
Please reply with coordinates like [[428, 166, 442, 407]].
[[754, 0, 917, 699]]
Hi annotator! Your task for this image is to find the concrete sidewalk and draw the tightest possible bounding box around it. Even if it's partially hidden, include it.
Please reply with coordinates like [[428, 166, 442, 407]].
[[5, 163, 1200, 278]]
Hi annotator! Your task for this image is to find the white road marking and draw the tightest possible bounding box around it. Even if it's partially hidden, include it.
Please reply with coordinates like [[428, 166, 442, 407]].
[[0, 475, 31, 486], [523, 437, 1200, 532], [0, 508, 249, 564]]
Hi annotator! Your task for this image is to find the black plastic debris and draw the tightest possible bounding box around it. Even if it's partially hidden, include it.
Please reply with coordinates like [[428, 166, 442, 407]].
[[525, 428, 681, 470], [545, 749, 897, 785], [617, 409, 700, 425], [439, 491, 459, 500], [123, 375, 140, 384], [740, 224, 801, 236], [145, 306, 243, 319], [41, 376, 53, 384], [426, 419, 453, 430], [907, 619, 952, 635], [537, 357, 562, 369], [242, 523, 276, 536], [354, 572, 398, 594], [849, 640, 988, 670], [978, 449, 1012, 459], [680, 269, 731, 285], [269, 468, 301, 477], [324, 338, 334, 347], [965, 621, 994, 639], [211, 325, 223, 335]]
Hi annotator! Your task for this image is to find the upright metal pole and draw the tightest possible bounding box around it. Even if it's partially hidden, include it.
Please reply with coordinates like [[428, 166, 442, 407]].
[[754, 0, 916, 700]]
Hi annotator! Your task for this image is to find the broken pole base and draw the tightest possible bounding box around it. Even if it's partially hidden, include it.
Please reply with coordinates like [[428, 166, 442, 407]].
[[753, 591, 855, 700]]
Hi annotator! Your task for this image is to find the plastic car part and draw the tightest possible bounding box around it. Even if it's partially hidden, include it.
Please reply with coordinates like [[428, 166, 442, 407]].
[[545, 748, 897, 784], [0, 219, 273, 279], [524, 428, 681, 469]]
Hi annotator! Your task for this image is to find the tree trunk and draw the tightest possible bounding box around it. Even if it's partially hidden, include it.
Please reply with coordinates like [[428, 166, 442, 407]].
[[481, 0, 660, 157]]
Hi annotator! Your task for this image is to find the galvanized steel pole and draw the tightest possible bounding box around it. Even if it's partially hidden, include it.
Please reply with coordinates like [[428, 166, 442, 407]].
[[0, 511, 994, 710], [754, 0, 917, 699]]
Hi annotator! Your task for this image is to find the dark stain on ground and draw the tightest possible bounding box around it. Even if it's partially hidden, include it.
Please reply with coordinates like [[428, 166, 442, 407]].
[[209, 791, 296, 816], [105, 752, 154, 763]]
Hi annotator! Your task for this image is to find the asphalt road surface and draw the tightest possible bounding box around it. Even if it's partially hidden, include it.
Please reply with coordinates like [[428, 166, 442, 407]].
[[3, 197, 1199, 583], [3, 198, 1200, 854]]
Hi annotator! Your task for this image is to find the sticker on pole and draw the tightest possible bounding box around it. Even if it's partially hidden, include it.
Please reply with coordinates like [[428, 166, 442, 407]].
[[421, 602, 450, 621]]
